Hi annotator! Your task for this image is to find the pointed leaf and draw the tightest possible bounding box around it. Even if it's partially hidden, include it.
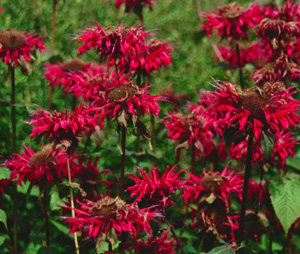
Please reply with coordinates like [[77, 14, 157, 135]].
[[0, 168, 10, 180], [261, 131, 275, 160], [0, 209, 7, 231], [207, 244, 236, 254], [0, 236, 5, 246], [269, 173, 300, 233]]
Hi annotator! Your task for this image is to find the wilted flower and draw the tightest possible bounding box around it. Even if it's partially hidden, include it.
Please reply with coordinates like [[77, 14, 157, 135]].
[[202, 2, 263, 40], [29, 104, 98, 152], [127, 166, 182, 208], [134, 231, 176, 254], [44, 58, 90, 93], [62, 196, 159, 243], [115, 0, 159, 15], [6, 145, 74, 192], [0, 28, 45, 71]]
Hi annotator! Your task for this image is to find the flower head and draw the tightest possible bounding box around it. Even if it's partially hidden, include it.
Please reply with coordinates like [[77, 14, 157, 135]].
[[0, 28, 45, 70], [134, 231, 176, 254], [95, 81, 162, 133], [62, 196, 159, 242], [162, 111, 214, 158], [127, 166, 182, 208], [203, 2, 263, 40], [182, 166, 243, 206], [29, 104, 98, 152], [76, 23, 150, 68], [44, 58, 90, 93], [206, 82, 299, 137], [6, 145, 74, 192]]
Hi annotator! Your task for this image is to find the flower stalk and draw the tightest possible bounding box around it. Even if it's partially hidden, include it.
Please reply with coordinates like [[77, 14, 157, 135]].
[[238, 130, 254, 243], [43, 191, 50, 253], [164, 215, 185, 254], [120, 126, 126, 198], [66, 152, 80, 254]]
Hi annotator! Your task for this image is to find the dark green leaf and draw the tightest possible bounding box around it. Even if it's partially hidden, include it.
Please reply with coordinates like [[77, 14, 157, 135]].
[[0, 209, 7, 231], [50, 220, 70, 235], [269, 173, 300, 233], [183, 245, 198, 254], [261, 131, 275, 160], [224, 126, 238, 151], [37, 246, 60, 254]]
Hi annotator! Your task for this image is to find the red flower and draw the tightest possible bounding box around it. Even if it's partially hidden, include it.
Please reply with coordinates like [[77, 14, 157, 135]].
[[205, 82, 299, 138], [182, 166, 243, 206], [0, 28, 45, 68], [44, 58, 90, 93], [62, 196, 160, 242], [29, 104, 98, 151], [95, 81, 162, 131], [218, 42, 264, 68], [70, 66, 128, 101], [0, 179, 11, 194], [115, 0, 159, 14], [162, 110, 214, 158], [129, 38, 173, 75], [202, 2, 263, 40], [127, 166, 182, 208], [134, 231, 176, 254], [6, 145, 74, 192], [257, 1, 300, 41], [230, 131, 297, 169], [76, 23, 150, 68], [160, 89, 189, 112]]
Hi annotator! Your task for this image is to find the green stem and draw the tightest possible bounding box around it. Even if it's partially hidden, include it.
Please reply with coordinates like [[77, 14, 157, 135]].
[[10, 65, 18, 254], [191, 145, 195, 174], [164, 216, 185, 254], [66, 153, 80, 254], [136, 135, 140, 167], [235, 43, 244, 90], [120, 126, 126, 198], [238, 131, 254, 243]]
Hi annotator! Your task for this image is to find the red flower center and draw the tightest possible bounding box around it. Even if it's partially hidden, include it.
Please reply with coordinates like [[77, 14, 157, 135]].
[[0, 29, 26, 50]]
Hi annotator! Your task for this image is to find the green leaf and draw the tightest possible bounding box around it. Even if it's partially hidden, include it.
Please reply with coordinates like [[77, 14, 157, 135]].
[[0, 209, 7, 231], [269, 173, 300, 233], [0, 168, 10, 180], [0, 236, 5, 246], [50, 190, 65, 211], [50, 219, 70, 235], [261, 131, 275, 160], [183, 245, 198, 254], [207, 244, 236, 254]]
